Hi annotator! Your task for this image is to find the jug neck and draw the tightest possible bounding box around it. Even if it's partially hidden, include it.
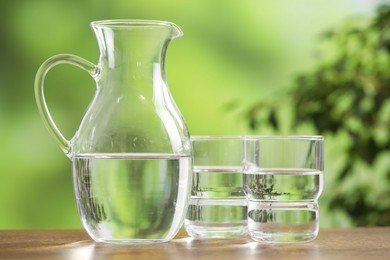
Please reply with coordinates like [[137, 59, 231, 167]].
[[92, 20, 182, 74]]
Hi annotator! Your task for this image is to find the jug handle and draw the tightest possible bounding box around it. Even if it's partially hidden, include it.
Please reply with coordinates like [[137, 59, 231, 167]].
[[34, 54, 99, 157]]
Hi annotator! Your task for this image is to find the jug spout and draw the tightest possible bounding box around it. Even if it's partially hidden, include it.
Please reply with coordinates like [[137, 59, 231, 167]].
[[168, 22, 184, 39]]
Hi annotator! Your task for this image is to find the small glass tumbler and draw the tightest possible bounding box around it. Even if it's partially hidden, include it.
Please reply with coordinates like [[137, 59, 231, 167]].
[[184, 136, 248, 238], [243, 136, 324, 243]]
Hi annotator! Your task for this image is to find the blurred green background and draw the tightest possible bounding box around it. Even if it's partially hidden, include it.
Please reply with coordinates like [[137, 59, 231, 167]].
[[0, 0, 389, 229]]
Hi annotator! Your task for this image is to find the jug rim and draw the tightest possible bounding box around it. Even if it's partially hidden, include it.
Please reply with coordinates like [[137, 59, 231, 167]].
[[91, 19, 182, 33], [91, 19, 183, 38]]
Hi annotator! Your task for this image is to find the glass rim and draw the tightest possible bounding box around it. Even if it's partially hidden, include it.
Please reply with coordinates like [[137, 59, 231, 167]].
[[191, 135, 323, 141], [244, 135, 324, 141], [191, 135, 244, 141]]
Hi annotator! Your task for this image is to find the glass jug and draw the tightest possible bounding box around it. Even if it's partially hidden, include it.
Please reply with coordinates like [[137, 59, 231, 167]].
[[34, 20, 192, 243]]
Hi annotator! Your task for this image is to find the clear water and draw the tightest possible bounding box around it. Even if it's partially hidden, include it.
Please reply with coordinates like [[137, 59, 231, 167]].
[[244, 168, 323, 201], [185, 166, 247, 238], [73, 153, 191, 243], [185, 198, 247, 238], [247, 202, 319, 243], [244, 168, 322, 243], [192, 166, 245, 198]]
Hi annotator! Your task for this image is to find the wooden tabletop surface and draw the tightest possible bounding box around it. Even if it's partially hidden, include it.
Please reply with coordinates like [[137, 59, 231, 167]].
[[0, 228, 389, 259]]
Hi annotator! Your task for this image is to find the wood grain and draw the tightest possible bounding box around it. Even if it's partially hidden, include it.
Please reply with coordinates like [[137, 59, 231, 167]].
[[0, 228, 389, 259]]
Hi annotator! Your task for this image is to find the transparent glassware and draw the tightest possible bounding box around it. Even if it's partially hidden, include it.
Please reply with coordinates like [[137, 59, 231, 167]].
[[185, 136, 248, 238], [243, 136, 324, 243], [34, 20, 192, 244]]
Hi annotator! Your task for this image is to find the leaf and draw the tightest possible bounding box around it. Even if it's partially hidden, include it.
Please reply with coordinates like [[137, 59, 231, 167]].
[[268, 109, 278, 130]]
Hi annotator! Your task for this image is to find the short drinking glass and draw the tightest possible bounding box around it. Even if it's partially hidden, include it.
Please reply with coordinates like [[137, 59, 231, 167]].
[[184, 136, 248, 238], [243, 136, 324, 243]]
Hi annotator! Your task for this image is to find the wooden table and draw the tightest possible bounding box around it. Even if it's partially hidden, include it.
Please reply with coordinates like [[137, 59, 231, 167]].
[[0, 228, 389, 259]]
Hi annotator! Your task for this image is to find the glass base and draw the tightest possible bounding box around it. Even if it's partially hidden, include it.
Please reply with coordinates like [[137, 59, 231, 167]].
[[248, 229, 318, 243], [94, 238, 170, 244], [185, 225, 248, 239], [247, 202, 319, 243]]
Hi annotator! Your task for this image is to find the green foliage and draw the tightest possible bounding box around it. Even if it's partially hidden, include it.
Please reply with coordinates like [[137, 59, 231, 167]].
[[247, 5, 390, 226]]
